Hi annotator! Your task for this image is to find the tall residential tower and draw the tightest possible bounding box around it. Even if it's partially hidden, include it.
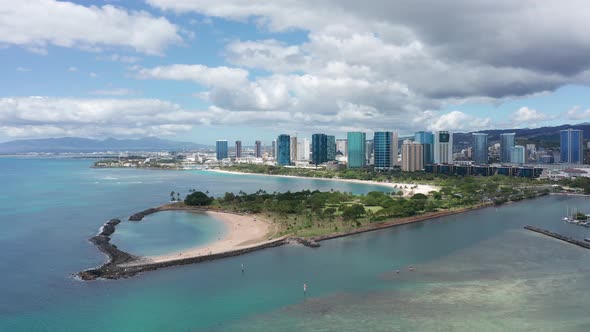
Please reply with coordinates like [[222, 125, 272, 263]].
[[347, 132, 366, 169], [433, 131, 453, 164], [472, 133, 488, 164], [560, 129, 584, 164], [500, 133, 515, 163]]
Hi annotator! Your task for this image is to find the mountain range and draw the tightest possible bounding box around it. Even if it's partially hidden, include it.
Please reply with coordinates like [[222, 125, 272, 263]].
[[0, 137, 210, 154]]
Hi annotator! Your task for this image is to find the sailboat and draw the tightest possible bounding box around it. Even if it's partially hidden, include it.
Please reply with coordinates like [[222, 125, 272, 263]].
[[563, 206, 572, 222]]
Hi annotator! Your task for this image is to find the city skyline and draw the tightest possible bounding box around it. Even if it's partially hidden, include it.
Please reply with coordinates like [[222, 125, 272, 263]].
[[2, 1, 590, 143]]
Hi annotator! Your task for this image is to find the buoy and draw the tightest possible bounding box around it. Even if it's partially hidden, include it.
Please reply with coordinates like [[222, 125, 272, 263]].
[[303, 283, 307, 294]]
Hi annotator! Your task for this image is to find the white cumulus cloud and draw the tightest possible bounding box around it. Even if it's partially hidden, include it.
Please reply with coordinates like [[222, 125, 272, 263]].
[[0, 0, 182, 55]]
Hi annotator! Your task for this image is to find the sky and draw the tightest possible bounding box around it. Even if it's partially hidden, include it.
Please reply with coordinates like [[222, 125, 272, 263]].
[[1, 0, 590, 144]]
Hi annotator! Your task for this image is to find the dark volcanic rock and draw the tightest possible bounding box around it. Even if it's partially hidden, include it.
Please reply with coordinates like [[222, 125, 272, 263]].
[[129, 208, 158, 221], [89, 235, 110, 245], [99, 224, 115, 236], [106, 218, 121, 226]]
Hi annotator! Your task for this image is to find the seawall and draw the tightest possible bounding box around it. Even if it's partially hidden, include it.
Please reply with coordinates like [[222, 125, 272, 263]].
[[524, 226, 590, 250]]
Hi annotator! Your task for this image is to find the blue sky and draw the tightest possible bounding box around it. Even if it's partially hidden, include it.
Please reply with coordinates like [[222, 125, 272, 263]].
[[1, 0, 590, 144]]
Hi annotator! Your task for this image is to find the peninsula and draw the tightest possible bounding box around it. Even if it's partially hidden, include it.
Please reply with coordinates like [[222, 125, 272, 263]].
[[78, 173, 553, 280]]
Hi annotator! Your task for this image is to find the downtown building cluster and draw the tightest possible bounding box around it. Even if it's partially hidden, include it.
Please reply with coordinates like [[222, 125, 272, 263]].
[[215, 130, 451, 172], [215, 128, 585, 178]]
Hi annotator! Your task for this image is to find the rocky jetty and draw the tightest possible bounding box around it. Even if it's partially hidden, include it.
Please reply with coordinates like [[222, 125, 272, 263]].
[[106, 218, 121, 226], [99, 224, 115, 236], [524, 226, 590, 249], [129, 208, 158, 221], [287, 237, 321, 248]]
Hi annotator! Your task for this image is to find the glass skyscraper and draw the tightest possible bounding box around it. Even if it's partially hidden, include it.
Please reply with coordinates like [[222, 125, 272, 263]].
[[216, 140, 228, 160], [560, 129, 584, 164], [235, 140, 242, 158], [312, 133, 328, 165], [374, 132, 397, 169], [500, 133, 515, 163], [327, 135, 336, 161], [347, 132, 366, 169], [472, 133, 488, 164], [511, 145, 525, 164], [254, 140, 262, 158], [414, 131, 434, 164], [277, 134, 291, 166]]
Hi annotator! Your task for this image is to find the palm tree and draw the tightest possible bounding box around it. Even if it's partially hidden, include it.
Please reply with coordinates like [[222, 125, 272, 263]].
[[177, 193, 181, 201], [170, 191, 175, 201]]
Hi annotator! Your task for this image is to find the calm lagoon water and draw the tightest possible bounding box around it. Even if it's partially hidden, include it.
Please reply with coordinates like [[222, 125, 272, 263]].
[[112, 211, 225, 256], [1, 157, 590, 331]]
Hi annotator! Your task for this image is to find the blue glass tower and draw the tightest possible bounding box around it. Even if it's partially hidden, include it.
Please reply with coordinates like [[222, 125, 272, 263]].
[[560, 129, 583, 164], [327, 135, 336, 161], [500, 133, 515, 163], [347, 132, 366, 168], [472, 133, 488, 164], [277, 134, 291, 165], [277, 134, 291, 166], [216, 140, 228, 160], [374, 132, 395, 169], [414, 131, 434, 164], [312, 134, 328, 165]]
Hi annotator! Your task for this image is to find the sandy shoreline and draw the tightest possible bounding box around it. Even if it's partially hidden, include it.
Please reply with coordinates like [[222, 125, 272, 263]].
[[208, 169, 440, 196], [124, 211, 277, 266]]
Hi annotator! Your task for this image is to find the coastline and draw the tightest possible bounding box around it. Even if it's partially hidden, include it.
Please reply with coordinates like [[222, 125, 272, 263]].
[[78, 201, 495, 280], [132, 211, 276, 264], [208, 169, 440, 197]]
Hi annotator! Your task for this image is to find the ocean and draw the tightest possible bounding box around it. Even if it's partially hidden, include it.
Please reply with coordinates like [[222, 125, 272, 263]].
[[1, 157, 590, 331]]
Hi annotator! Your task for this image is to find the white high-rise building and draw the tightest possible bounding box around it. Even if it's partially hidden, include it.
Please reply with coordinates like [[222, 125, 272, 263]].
[[336, 139, 348, 157], [297, 138, 311, 161], [433, 131, 453, 164], [290, 136, 298, 162]]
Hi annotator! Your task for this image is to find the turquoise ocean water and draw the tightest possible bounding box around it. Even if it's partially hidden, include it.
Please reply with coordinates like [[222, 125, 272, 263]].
[[1, 157, 590, 331]]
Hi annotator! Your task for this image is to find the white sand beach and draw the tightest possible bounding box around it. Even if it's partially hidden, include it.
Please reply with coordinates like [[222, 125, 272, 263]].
[[208, 169, 440, 197], [144, 211, 276, 264]]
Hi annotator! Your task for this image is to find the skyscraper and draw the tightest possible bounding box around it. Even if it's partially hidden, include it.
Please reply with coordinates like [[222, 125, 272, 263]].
[[216, 140, 228, 160], [290, 136, 298, 162], [347, 132, 366, 169], [472, 133, 488, 164], [255, 140, 262, 158], [402, 142, 424, 172], [271, 140, 277, 158], [366, 139, 374, 165], [560, 129, 584, 164], [235, 140, 242, 159], [277, 134, 291, 166], [327, 135, 336, 161], [297, 138, 311, 160], [374, 132, 398, 169], [414, 131, 434, 164], [511, 145, 525, 164], [312, 134, 328, 165], [500, 133, 515, 163], [433, 131, 453, 164], [336, 139, 348, 157]]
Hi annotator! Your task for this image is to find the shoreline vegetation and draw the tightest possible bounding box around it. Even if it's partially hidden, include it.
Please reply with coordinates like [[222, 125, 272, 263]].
[[78, 168, 556, 280]]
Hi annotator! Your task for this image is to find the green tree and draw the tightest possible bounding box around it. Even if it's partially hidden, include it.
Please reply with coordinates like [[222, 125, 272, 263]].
[[342, 204, 365, 222], [185, 191, 214, 206]]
